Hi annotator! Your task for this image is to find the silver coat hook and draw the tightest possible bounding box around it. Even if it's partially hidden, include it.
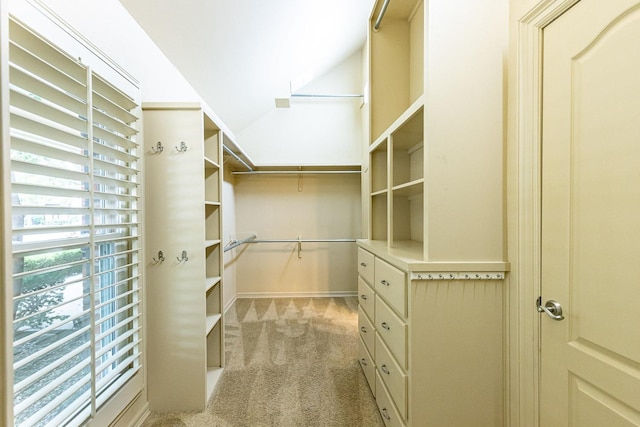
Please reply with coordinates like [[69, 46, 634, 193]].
[[151, 141, 164, 154], [175, 141, 188, 152], [152, 251, 165, 264], [176, 250, 189, 262]]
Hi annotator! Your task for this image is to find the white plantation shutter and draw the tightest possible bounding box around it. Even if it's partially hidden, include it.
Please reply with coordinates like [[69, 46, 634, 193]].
[[8, 17, 141, 427]]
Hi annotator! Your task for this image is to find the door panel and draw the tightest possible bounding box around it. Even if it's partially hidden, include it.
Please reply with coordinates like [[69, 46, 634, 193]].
[[570, 376, 638, 427], [541, 0, 640, 425]]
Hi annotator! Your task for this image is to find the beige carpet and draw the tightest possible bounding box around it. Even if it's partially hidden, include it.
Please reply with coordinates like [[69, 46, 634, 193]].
[[142, 297, 383, 427]]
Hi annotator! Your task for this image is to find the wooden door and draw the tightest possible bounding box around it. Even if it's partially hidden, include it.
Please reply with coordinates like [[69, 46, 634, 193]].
[[541, 0, 640, 425]]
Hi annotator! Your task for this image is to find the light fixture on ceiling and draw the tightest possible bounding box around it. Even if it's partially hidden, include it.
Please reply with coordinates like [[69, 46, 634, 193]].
[[274, 97, 291, 108]]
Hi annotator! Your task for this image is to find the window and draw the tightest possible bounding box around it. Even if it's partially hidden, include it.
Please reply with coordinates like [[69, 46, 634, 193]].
[[8, 18, 141, 426]]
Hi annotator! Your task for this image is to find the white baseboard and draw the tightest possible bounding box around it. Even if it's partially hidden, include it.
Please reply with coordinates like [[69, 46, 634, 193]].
[[224, 295, 237, 314], [129, 407, 150, 427], [235, 291, 357, 299], [108, 392, 149, 427]]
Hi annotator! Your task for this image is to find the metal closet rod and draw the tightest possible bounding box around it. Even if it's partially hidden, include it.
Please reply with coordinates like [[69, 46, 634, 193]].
[[253, 238, 356, 259], [225, 236, 356, 259], [223, 145, 253, 172], [290, 93, 363, 99], [223, 233, 257, 252], [374, 0, 391, 31], [231, 170, 360, 175], [250, 238, 356, 243]]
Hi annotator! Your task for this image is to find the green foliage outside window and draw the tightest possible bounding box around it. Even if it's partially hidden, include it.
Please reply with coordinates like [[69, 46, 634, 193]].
[[14, 249, 84, 332]]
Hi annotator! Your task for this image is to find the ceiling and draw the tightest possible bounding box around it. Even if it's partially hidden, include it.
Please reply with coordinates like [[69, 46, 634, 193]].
[[118, 0, 375, 135]]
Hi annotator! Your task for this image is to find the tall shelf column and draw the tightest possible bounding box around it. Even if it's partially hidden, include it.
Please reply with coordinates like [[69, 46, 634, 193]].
[[203, 112, 224, 398], [360, 0, 508, 426], [143, 102, 225, 411]]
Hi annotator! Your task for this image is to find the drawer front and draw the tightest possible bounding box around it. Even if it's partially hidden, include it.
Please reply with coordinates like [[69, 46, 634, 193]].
[[358, 248, 375, 285], [358, 276, 375, 321], [358, 336, 376, 396], [376, 335, 407, 419], [374, 258, 406, 317], [375, 372, 406, 427], [375, 298, 407, 370], [358, 306, 376, 356]]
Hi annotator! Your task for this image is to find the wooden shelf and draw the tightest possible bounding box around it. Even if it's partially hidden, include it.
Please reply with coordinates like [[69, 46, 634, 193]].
[[371, 188, 389, 197], [206, 367, 224, 401], [369, 100, 425, 257], [206, 314, 222, 336], [205, 239, 221, 248], [392, 179, 424, 197], [205, 276, 221, 292], [204, 157, 220, 169]]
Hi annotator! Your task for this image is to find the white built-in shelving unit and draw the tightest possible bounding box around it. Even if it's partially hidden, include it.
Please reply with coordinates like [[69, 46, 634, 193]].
[[143, 103, 225, 411], [359, 1, 508, 426]]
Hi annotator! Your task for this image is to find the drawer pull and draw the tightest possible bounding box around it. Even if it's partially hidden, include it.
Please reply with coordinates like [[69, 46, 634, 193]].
[[381, 322, 390, 331], [360, 262, 368, 267], [381, 408, 391, 420], [381, 364, 390, 375], [360, 358, 367, 366], [360, 326, 368, 333], [360, 294, 367, 300], [380, 279, 390, 286]]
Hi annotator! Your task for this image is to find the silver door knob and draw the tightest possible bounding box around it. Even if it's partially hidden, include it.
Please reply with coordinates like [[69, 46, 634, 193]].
[[537, 298, 564, 320]]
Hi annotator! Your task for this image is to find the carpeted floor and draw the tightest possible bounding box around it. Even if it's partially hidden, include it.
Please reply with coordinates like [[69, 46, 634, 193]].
[[142, 297, 383, 427]]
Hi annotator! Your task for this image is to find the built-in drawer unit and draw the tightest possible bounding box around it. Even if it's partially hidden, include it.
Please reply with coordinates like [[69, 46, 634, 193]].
[[358, 247, 376, 285], [357, 239, 506, 427], [375, 297, 408, 370], [376, 334, 407, 419], [374, 257, 407, 317], [375, 372, 406, 427], [358, 306, 376, 355], [358, 336, 376, 396], [358, 276, 376, 321], [357, 247, 409, 426]]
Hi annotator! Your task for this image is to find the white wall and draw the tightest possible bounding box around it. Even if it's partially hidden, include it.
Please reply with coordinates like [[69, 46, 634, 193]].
[[226, 48, 365, 299], [230, 173, 361, 297], [237, 50, 364, 166]]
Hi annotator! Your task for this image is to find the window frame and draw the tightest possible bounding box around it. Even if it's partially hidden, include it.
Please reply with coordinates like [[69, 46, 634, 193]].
[[2, 9, 144, 427]]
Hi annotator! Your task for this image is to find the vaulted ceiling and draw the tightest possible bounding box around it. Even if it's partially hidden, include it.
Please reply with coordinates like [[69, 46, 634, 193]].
[[118, 0, 375, 134]]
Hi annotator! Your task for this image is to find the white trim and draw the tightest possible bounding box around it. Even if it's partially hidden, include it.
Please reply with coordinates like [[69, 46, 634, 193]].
[[24, 0, 139, 87], [224, 295, 238, 315], [235, 291, 358, 299], [512, 1, 580, 426], [129, 408, 150, 427], [412, 271, 505, 280], [86, 375, 144, 427], [1, 1, 13, 424]]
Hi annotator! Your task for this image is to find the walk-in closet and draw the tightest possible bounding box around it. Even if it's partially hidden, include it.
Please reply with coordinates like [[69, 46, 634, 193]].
[[8, 0, 636, 426]]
